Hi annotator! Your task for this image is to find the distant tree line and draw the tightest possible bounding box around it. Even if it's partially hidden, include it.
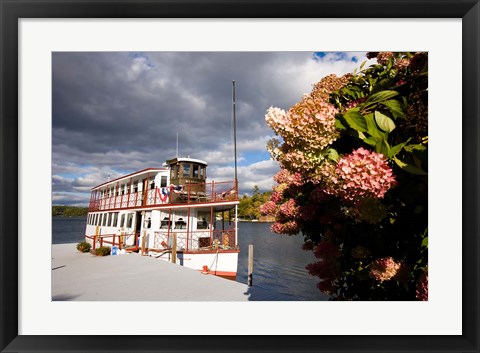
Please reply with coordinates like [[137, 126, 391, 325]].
[[52, 205, 88, 217], [238, 186, 272, 220]]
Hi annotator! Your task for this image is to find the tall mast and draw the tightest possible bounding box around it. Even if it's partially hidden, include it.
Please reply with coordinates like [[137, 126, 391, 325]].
[[176, 131, 179, 158], [232, 80, 238, 182]]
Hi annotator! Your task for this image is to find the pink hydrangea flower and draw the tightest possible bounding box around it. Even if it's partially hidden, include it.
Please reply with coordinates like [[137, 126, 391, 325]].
[[376, 52, 394, 65], [278, 199, 298, 219], [265, 99, 339, 176], [370, 257, 401, 282], [394, 58, 411, 70], [334, 148, 396, 201], [270, 220, 300, 235], [270, 191, 283, 203], [273, 169, 304, 186], [259, 201, 277, 216]]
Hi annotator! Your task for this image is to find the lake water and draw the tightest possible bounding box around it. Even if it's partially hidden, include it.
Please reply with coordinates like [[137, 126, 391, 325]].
[[52, 217, 328, 301]]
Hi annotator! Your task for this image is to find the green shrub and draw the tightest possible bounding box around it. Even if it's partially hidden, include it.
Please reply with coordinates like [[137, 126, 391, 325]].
[[76, 241, 91, 253], [94, 246, 111, 256]]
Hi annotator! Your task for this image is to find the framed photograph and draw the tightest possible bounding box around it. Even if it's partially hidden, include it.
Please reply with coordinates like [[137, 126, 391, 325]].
[[1, 1, 479, 352]]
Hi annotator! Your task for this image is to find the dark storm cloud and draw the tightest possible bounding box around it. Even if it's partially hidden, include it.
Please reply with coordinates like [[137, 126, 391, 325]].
[[52, 51, 368, 204]]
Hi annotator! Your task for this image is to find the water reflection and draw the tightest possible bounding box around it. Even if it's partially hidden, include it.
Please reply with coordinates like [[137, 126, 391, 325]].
[[237, 222, 328, 301]]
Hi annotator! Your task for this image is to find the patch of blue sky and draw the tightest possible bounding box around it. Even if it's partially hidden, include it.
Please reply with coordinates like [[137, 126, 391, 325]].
[[238, 150, 271, 166], [313, 52, 358, 63], [128, 52, 155, 69], [57, 172, 78, 179]]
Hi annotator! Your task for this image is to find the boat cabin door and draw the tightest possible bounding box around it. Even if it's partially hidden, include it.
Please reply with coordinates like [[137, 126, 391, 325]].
[[135, 211, 142, 237]]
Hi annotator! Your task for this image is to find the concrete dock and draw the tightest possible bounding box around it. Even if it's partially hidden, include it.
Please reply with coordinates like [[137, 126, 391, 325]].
[[52, 243, 294, 301]]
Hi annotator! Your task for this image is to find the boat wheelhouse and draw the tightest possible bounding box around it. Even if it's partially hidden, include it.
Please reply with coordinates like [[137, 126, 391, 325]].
[[84, 157, 240, 280]]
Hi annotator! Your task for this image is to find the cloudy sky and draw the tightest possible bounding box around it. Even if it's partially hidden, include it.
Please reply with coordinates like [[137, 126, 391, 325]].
[[52, 51, 372, 206]]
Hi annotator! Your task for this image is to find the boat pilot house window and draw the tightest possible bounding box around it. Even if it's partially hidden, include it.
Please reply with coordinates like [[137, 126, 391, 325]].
[[182, 163, 191, 177]]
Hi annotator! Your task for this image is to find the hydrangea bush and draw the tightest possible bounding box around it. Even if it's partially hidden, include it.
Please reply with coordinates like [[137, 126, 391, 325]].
[[262, 52, 428, 300]]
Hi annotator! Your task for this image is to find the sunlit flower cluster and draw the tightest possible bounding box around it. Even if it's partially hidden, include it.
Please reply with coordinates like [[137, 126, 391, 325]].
[[376, 52, 394, 65], [394, 58, 411, 70], [271, 220, 300, 235], [278, 198, 298, 220], [273, 169, 303, 186], [311, 73, 352, 102], [264, 107, 288, 137], [265, 97, 339, 176], [370, 257, 402, 282], [278, 149, 326, 175], [286, 97, 339, 151], [259, 201, 277, 216], [269, 183, 290, 203], [333, 148, 396, 201]]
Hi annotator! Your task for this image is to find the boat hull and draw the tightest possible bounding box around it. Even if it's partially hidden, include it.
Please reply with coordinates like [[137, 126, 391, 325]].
[[148, 249, 239, 280]]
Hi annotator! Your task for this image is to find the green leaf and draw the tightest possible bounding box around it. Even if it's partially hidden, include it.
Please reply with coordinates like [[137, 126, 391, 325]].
[[327, 148, 339, 162], [388, 143, 405, 158], [366, 90, 399, 105], [394, 157, 428, 175], [421, 236, 428, 248], [375, 138, 390, 156], [343, 110, 367, 132], [404, 144, 427, 153], [387, 56, 394, 71], [335, 116, 347, 130], [363, 137, 377, 147], [388, 139, 411, 158], [364, 113, 382, 139], [374, 111, 396, 132], [360, 60, 367, 70], [381, 99, 405, 119]]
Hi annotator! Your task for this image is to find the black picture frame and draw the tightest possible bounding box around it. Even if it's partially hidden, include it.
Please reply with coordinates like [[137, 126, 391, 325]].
[[1, 1, 479, 352]]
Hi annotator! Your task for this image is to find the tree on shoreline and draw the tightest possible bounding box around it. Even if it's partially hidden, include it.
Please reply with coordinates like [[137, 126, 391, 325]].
[[238, 186, 272, 220], [261, 52, 428, 300], [52, 205, 88, 217]]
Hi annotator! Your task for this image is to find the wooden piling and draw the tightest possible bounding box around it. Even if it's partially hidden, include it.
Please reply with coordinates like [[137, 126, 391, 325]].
[[248, 244, 253, 286], [141, 232, 146, 256], [172, 233, 177, 264], [119, 232, 124, 250]]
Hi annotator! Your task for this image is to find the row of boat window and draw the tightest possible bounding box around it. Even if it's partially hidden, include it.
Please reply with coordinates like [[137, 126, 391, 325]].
[[159, 217, 208, 230], [87, 212, 134, 229], [98, 175, 168, 198], [87, 212, 210, 230]]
